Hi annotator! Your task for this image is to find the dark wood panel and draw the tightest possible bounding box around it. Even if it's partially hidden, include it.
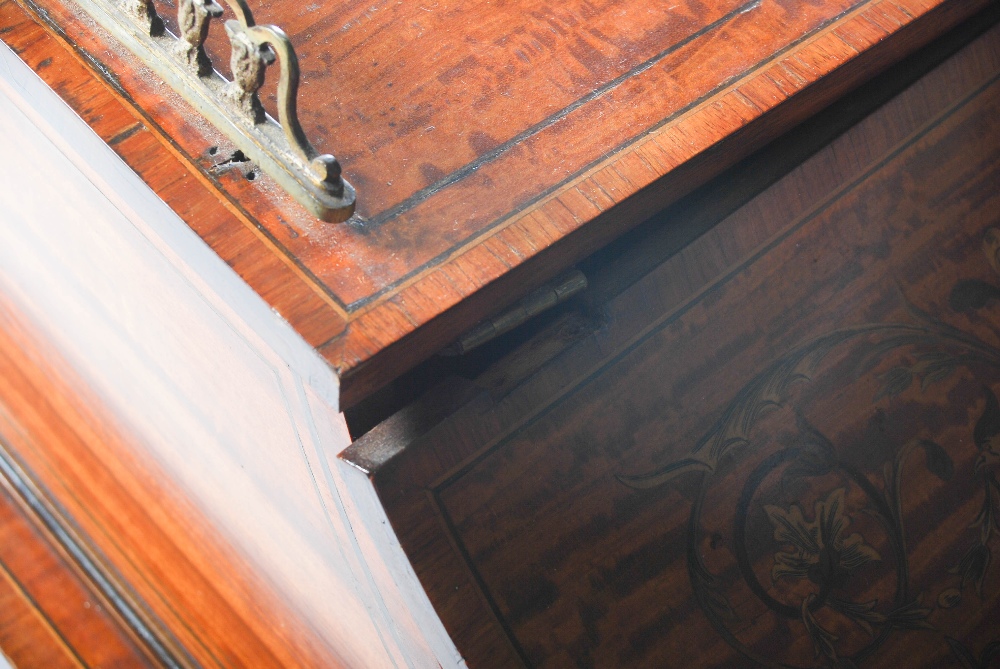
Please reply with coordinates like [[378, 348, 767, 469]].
[[5, 0, 989, 404], [347, 22, 1000, 667], [343, 2, 1000, 437], [320, 0, 997, 404]]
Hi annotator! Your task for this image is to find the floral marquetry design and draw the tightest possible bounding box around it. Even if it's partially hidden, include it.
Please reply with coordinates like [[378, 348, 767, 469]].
[[619, 228, 1000, 668], [765, 489, 881, 588]]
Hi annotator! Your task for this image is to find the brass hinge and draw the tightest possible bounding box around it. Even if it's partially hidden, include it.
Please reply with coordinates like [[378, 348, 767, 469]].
[[442, 270, 588, 355]]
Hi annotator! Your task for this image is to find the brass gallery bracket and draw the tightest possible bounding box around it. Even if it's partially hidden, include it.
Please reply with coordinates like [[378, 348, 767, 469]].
[[78, 0, 356, 221]]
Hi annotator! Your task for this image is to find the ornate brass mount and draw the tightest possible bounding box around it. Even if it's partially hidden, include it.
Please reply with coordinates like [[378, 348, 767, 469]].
[[81, 0, 355, 221]]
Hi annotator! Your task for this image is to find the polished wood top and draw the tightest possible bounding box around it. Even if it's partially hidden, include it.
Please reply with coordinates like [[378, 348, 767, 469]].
[[346, 20, 1000, 664], [4, 0, 991, 403]]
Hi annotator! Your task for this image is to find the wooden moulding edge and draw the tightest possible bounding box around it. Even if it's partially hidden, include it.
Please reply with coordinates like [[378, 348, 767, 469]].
[[332, 0, 995, 406], [0, 437, 193, 668]]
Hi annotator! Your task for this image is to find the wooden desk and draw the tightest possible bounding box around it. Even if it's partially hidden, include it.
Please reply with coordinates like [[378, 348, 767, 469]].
[[1, 0, 999, 666], [5, 0, 991, 405], [346, 18, 1000, 666]]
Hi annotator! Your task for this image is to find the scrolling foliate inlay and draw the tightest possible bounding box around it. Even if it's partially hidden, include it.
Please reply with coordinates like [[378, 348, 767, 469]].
[[618, 228, 1000, 669], [78, 0, 355, 221]]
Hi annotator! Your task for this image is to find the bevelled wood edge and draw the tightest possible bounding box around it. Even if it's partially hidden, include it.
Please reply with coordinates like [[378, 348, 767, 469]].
[[350, 20, 1000, 666], [0, 437, 180, 667], [342, 376, 482, 474], [328, 0, 994, 407], [0, 0, 348, 348], [0, 297, 344, 668], [5, 0, 989, 407]]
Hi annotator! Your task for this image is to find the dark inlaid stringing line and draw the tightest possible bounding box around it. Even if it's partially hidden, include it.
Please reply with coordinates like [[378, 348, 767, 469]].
[[0, 437, 188, 669], [430, 61, 1000, 499], [15, 0, 954, 332], [0, 550, 92, 668], [10, 0, 354, 314], [17, 0, 884, 322], [340, 0, 887, 312], [360, 0, 762, 228], [423, 67, 1000, 661], [429, 487, 536, 669], [106, 121, 144, 145], [0, 334, 242, 664]]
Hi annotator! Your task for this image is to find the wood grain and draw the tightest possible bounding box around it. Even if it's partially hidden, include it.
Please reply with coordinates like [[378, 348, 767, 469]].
[[3, 0, 990, 405], [0, 0, 347, 348], [0, 51, 322, 665], [346, 22, 1000, 667], [0, 293, 333, 668], [0, 462, 154, 668], [0, 37, 462, 665]]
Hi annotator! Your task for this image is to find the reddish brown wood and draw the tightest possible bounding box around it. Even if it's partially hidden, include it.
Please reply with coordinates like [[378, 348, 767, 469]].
[[345, 23, 1000, 667], [0, 0, 347, 348], [0, 469, 153, 667], [3, 0, 990, 405], [0, 568, 92, 669], [1, 0, 998, 665], [0, 296, 351, 668]]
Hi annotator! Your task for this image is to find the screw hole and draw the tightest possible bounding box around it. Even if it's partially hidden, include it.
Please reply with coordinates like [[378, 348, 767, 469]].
[[207, 146, 218, 156], [245, 171, 257, 181], [230, 149, 247, 163]]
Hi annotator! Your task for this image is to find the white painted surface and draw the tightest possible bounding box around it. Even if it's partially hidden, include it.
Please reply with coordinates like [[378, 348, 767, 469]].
[[0, 42, 461, 668]]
